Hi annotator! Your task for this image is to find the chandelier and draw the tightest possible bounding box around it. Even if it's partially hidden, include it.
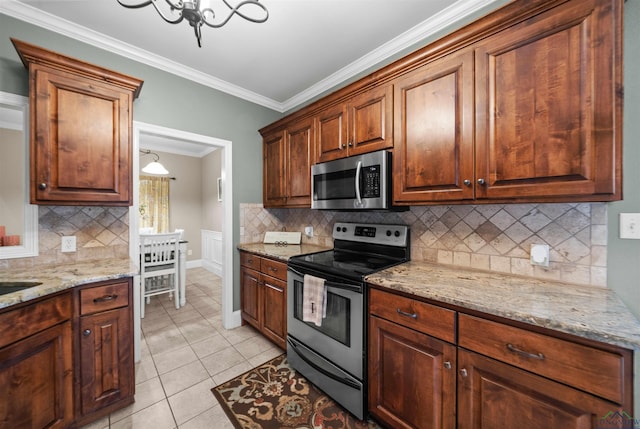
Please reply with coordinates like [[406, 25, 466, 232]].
[[116, 0, 269, 47]]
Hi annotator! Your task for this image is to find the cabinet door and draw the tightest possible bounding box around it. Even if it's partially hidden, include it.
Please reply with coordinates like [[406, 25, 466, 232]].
[[368, 315, 456, 429], [79, 307, 133, 416], [261, 275, 286, 349], [285, 118, 314, 207], [0, 321, 73, 429], [240, 266, 261, 329], [31, 67, 133, 205], [393, 49, 475, 203], [348, 84, 393, 156], [458, 350, 622, 429], [263, 131, 287, 207], [474, 0, 621, 201], [316, 103, 348, 163]]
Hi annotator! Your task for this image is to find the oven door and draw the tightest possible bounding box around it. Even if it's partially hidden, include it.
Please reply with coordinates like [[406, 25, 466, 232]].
[[287, 266, 364, 379]]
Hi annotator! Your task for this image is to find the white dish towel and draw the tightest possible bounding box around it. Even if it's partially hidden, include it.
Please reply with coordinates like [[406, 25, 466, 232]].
[[302, 274, 327, 327]]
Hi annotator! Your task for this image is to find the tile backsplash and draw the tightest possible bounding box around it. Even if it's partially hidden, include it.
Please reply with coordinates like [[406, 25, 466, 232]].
[[240, 202, 607, 287], [1, 206, 129, 270]]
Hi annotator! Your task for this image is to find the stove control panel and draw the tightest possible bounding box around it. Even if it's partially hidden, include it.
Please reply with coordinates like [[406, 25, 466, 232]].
[[333, 222, 409, 247]]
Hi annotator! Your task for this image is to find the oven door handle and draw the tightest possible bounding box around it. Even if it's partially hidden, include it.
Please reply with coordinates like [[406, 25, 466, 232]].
[[287, 337, 361, 391], [288, 268, 362, 293]]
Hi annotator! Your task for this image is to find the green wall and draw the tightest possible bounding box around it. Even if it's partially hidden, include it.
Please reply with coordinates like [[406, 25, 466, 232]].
[[0, 13, 282, 310]]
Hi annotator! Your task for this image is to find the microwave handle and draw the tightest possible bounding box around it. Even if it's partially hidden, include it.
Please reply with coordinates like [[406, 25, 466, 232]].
[[355, 160, 362, 205]]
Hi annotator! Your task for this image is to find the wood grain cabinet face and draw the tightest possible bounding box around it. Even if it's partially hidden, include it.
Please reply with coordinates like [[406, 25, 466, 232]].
[[12, 39, 143, 206], [474, 0, 622, 201], [240, 252, 287, 349], [457, 350, 623, 429], [263, 117, 314, 208], [393, 49, 475, 203], [0, 294, 74, 429], [317, 84, 393, 163], [76, 279, 134, 422]]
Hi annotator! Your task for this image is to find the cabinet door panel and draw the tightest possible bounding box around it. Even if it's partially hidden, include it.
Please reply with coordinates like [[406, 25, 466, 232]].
[[263, 131, 286, 207], [475, 0, 621, 200], [286, 119, 314, 206], [458, 350, 622, 429], [394, 50, 475, 203], [32, 68, 132, 205], [368, 315, 456, 429], [349, 84, 393, 156], [316, 103, 348, 163], [79, 307, 133, 415], [0, 321, 73, 429], [261, 276, 286, 349], [240, 266, 261, 329]]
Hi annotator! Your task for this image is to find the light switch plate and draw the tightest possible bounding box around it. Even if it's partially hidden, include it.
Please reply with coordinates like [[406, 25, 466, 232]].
[[620, 213, 640, 239]]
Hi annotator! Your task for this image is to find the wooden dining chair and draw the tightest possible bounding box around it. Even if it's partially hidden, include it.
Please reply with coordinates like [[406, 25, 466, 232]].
[[139, 232, 181, 318]]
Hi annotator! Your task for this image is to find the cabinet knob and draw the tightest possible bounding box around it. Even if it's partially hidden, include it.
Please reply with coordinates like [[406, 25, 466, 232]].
[[463, 179, 471, 186], [477, 178, 486, 186], [444, 361, 452, 369], [83, 329, 92, 337], [348, 141, 353, 147], [341, 143, 346, 149], [459, 368, 468, 377], [39, 183, 47, 190]]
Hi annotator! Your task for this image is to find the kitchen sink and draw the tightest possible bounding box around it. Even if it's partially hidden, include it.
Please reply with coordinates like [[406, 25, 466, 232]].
[[0, 281, 42, 296]]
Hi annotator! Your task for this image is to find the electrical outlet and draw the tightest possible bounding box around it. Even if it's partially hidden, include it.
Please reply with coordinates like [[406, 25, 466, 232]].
[[304, 226, 313, 237], [530, 243, 549, 267], [61, 236, 76, 253], [620, 213, 640, 239]]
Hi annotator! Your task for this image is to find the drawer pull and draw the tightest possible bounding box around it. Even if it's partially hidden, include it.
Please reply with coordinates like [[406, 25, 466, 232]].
[[507, 343, 545, 360], [396, 308, 417, 319], [93, 294, 118, 303]]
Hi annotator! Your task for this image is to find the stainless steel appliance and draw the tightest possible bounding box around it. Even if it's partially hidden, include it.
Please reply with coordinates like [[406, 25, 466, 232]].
[[311, 150, 392, 210], [287, 222, 410, 420]]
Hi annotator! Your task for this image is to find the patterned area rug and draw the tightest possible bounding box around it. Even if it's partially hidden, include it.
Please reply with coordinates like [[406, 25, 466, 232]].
[[212, 354, 379, 429]]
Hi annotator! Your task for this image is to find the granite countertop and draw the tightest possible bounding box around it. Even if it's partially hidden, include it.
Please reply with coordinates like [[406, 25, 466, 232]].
[[238, 243, 331, 261], [0, 258, 138, 310], [365, 261, 640, 350]]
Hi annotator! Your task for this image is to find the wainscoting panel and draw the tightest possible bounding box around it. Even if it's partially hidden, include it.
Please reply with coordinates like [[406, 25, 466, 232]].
[[202, 229, 222, 276]]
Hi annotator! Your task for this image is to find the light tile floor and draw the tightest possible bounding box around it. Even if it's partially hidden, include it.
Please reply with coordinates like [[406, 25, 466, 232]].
[[81, 267, 284, 429]]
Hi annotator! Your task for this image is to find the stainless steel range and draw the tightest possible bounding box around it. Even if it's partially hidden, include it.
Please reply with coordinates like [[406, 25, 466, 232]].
[[287, 222, 410, 420]]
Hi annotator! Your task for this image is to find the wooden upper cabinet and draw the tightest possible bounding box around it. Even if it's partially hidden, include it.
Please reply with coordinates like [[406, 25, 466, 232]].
[[474, 0, 622, 201], [263, 117, 314, 208], [263, 130, 287, 207], [317, 84, 393, 163], [394, 49, 475, 204], [12, 39, 143, 206], [285, 118, 314, 206]]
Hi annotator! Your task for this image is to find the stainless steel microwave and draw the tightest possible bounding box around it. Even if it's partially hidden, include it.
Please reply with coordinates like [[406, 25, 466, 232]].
[[311, 150, 392, 210]]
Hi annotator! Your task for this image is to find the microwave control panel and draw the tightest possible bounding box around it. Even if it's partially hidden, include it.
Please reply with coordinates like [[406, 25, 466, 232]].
[[361, 165, 380, 198]]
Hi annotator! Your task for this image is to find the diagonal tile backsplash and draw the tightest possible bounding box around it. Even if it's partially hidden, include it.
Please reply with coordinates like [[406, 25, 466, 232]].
[[241, 202, 607, 287]]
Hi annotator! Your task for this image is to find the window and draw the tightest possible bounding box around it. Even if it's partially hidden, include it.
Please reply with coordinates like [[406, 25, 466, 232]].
[[139, 175, 170, 233]]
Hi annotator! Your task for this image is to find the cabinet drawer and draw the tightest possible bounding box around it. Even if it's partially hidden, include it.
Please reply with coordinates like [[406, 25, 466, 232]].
[[458, 314, 626, 404], [240, 252, 262, 270], [369, 288, 456, 343], [80, 281, 130, 315], [261, 258, 287, 282]]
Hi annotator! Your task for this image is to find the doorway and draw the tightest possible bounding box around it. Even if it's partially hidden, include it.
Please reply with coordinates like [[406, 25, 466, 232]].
[[128, 121, 235, 361]]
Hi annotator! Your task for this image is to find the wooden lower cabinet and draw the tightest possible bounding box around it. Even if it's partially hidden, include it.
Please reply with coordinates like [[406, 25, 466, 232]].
[[367, 287, 633, 429], [240, 251, 287, 349], [0, 294, 74, 429], [368, 315, 456, 429], [457, 350, 622, 429], [75, 279, 134, 425]]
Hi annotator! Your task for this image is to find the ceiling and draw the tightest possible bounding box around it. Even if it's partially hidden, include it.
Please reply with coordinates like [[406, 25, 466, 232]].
[[1, 0, 502, 114]]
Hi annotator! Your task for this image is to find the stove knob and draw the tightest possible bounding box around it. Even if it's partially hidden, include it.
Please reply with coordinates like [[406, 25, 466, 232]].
[[386, 230, 392, 236], [336, 226, 340, 233], [395, 230, 401, 237], [342, 227, 348, 232]]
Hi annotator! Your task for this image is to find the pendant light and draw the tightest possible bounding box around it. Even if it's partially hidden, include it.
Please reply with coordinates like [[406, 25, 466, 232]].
[[140, 149, 169, 175]]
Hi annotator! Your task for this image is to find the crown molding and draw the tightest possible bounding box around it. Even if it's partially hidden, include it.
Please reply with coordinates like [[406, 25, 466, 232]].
[[1, 0, 501, 113]]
